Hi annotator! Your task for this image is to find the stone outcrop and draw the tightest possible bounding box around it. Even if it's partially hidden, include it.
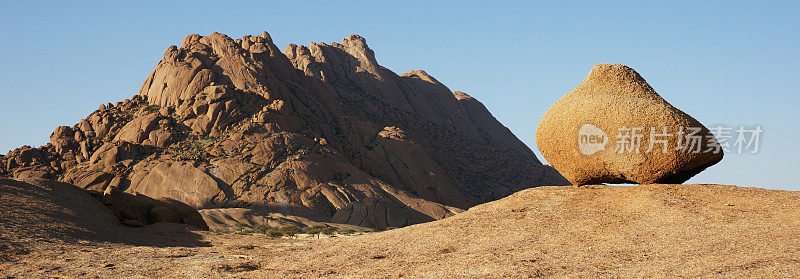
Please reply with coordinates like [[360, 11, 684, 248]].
[[0, 31, 567, 228], [127, 160, 229, 208], [113, 113, 177, 148], [93, 186, 208, 229], [0, 178, 208, 242], [536, 63, 723, 185]]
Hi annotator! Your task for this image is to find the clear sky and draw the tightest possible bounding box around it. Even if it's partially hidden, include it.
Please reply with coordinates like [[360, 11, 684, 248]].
[[1, 1, 797, 190]]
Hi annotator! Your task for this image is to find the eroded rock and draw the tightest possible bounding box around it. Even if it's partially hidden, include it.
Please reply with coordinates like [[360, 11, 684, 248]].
[[536, 63, 723, 185]]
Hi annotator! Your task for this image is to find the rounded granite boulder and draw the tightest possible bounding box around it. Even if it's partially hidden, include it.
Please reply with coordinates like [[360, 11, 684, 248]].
[[536, 63, 723, 185]]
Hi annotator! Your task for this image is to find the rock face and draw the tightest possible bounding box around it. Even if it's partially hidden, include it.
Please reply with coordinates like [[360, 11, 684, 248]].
[[536, 63, 723, 185], [199, 207, 367, 232], [0, 31, 567, 228]]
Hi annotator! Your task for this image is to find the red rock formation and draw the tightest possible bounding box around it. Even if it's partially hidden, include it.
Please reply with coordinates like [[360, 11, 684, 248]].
[[0, 31, 566, 228]]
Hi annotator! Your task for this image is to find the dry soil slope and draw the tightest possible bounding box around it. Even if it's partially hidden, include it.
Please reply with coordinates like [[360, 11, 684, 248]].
[[259, 184, 800, 278], [0, 179, 208, 263], [3, 184, 799, 278]]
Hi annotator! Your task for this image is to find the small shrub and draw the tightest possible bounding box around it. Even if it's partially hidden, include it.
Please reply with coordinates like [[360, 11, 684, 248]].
[[144, 105, 160, 113], [266, 229, 283, 238], [321, 227, 337, 236], [211, 261, 260, 272], [281, 226, 301, 238], [303, 225, 325, 235], [252, 225, 272, 234], [170, 136, 212, 162]]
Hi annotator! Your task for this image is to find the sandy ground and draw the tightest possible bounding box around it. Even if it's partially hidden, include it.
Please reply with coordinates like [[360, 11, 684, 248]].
[[2, 183, 800, 278]]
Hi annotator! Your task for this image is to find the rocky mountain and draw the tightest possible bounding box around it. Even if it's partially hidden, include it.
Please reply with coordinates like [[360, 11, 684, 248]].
[[0, 31, 566, 228]]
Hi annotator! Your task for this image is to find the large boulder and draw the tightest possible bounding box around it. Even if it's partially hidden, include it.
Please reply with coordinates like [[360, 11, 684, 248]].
[[536, 63, 723, 185], [49, 126, 78, 155], [127, 160, 230, 208], [113, 112, 178, 148], [113, 113, 162, 144]]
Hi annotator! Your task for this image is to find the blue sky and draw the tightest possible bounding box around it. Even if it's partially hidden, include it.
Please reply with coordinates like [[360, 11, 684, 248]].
[[1, 1, 797, 190]]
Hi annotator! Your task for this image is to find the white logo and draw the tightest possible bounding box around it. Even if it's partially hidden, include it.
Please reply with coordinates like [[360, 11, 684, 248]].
[[578, 124, 608, 155]]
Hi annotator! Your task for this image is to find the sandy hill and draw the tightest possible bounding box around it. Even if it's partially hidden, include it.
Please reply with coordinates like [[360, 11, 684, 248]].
[[3, 182, 799, 278]]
